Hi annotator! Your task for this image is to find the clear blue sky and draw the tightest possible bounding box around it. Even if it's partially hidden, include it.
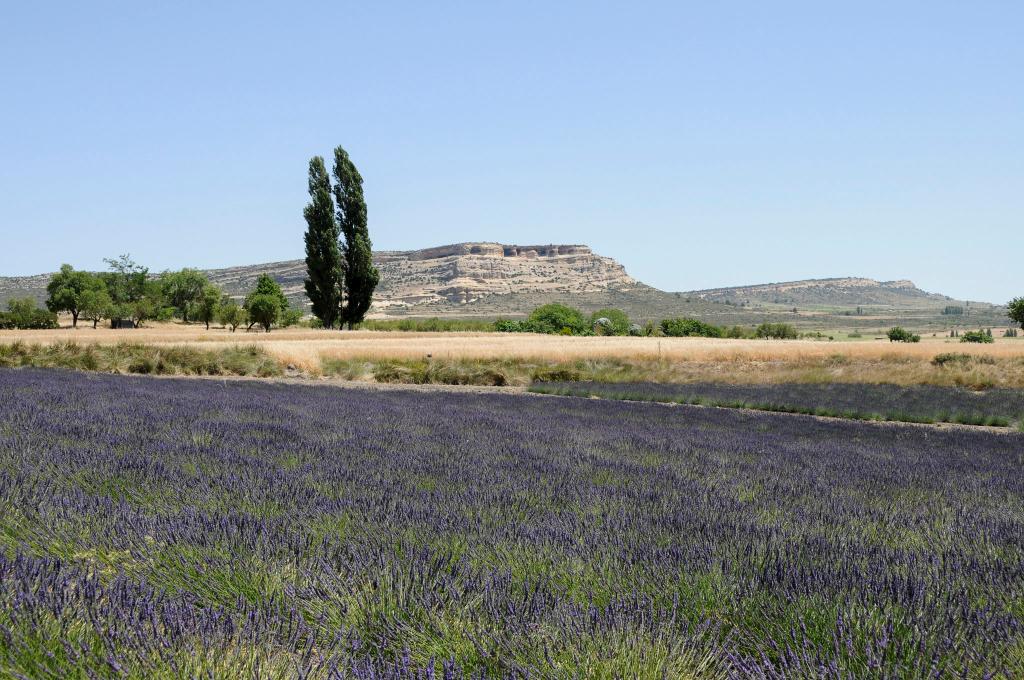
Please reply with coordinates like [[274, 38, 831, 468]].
[[1, 2, 1021, 303]]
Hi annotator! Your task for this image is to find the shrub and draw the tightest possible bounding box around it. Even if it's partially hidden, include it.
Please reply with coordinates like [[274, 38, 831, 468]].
[[961, 330, 994, 344], [887, 327, 920, 343], [660, 318, 723, 338], [358, 317, 495, 332], [755, 323, 798, 340], [589, 309, 630, 336], [724, 325, 754, 339], [246, 295, 281, 333], [217, 301, 247, 332], [932, 352, 972, 367], [524, 304, 588, 335], [493, 318, 526, 333], [279, 307, 304, 328], [0, 298, 59, 330], [532, 366, 584, 382], [592, 317, 614, 335]]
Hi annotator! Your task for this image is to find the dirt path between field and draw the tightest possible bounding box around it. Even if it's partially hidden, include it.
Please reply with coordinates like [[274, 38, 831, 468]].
[[132, 371, 1021, 435]]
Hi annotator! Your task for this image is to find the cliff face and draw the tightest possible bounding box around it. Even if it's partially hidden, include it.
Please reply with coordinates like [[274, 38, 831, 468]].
[[195, 242, 636, 310], [371, 243, 635, 309]]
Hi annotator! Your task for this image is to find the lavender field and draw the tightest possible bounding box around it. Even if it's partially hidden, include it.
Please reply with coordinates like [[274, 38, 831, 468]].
[[1, 368, 1022, 678], [531, 381, 1024, 427]]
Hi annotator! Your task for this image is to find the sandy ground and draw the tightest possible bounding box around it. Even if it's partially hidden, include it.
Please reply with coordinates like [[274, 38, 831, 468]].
[[3, 323, 1022, 367]]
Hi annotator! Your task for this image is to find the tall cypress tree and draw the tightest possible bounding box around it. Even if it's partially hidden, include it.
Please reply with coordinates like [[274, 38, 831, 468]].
[[303, 157, 343, 328], [333, 146, 379, 329]]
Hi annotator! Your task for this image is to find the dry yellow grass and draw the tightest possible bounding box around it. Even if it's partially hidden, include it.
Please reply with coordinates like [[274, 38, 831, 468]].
[[3, 323, 1023, 387]]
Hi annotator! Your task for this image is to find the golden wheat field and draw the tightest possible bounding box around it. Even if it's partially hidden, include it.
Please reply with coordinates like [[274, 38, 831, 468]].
[[3, 322, 1024, 387]]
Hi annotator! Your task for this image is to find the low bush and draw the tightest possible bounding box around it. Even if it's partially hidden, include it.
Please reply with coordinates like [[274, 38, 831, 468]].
[[961, 331, 994, 344], [932, 352, 973, 367], [755, 323, 798, 340], [589, 308, 631, 336], [371, 359, 509, 386], [532, 366, 584, 382], [724, 325, 754, 339], [660, 318, 723, 338], [493, 318, 525, 332], [887, 327, 920, 343], [527, 303, 588, 335], [0, 298, 59, 330], [494, 304, 591, 335], [358, 317, 497, 332]]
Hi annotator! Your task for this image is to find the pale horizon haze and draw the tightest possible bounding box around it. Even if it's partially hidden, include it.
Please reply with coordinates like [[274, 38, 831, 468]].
[[1, 2, 1021, 303]]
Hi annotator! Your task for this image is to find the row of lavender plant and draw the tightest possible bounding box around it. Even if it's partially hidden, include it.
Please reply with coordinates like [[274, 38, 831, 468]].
[[531, 380, 1024, 427], [1, 367, 1022, 677]]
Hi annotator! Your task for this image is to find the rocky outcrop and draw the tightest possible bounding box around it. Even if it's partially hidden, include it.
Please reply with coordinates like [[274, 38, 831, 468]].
[[369, 243, 635, 310], [685, 277, 956, 308]]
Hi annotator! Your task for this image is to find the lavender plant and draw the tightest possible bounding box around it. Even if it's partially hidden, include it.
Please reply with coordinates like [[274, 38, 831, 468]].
[[532, 380, 1024, 427], [0, 368, 1022, 677]]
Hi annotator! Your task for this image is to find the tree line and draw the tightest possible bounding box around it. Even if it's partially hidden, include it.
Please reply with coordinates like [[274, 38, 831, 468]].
[[40, 256, 300, 332], [493, 303, 801, 339]]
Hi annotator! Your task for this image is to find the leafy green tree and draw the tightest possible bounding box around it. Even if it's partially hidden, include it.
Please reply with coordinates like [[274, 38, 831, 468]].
[[100, 255, 160, 327], [589, 308, 630, 336], [333, 146, 379, 328], [45, 264, 106, 327], [279, 307, 303, 328], [194, 284, 222, 330], [303, 156, 343, 329], [161, 268, 209, 323], [101, 255, 148, 306], [525, 303, 587, 335], [1008, 297, 1024, 329], [116, 279, 164, 328], [216, 299, 247, 332], [245, 274, 288, 332], [79, 288, 113, 329], [246, 295, 280, 332]]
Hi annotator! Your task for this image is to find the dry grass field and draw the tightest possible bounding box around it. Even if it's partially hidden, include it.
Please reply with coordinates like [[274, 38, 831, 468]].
[[3, 322, 1024, 387]]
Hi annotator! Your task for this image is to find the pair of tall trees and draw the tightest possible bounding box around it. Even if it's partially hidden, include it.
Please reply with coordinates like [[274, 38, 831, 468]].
[[303, 146, 379, 329]]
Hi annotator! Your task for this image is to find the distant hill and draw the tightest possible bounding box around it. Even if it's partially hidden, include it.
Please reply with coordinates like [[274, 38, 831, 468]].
[[684, 277, 963, 309], [0, 244, 1004, 327]]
